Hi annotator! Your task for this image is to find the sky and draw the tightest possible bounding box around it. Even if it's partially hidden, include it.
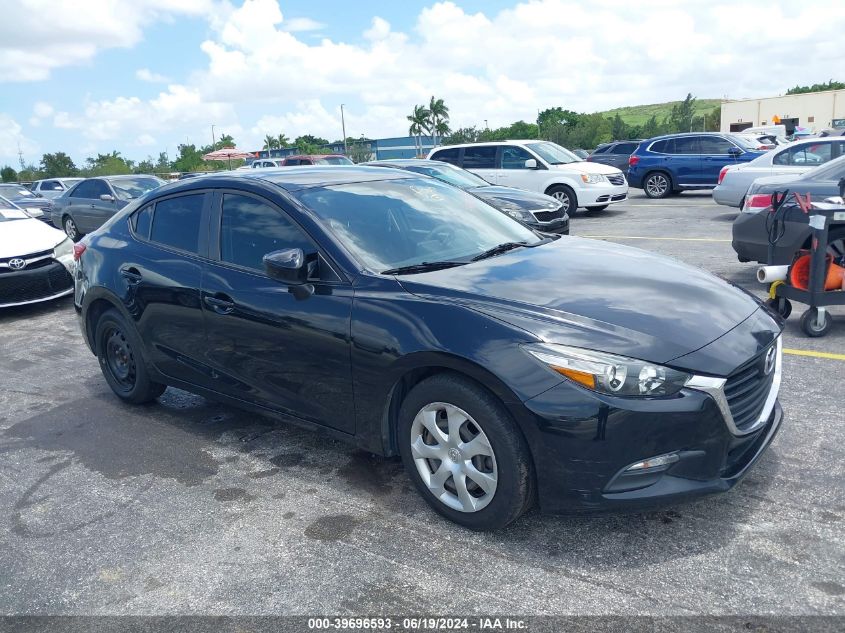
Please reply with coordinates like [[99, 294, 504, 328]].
[[1, 0, 843, 168]]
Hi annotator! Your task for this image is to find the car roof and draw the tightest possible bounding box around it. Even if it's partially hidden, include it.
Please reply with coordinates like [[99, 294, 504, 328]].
[[433, 139, 547, 149], [285, 154, 347, 159], [366, 159, 448, 167], [647, 132, 734, 141], [166, 166, 415, 193]]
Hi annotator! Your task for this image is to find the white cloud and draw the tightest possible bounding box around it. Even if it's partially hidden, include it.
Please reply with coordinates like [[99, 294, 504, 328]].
[[282, 17, 325, 32], [136, 68, 171, 83], [0, 0, 221, 81], [0, 114, 39, 166]]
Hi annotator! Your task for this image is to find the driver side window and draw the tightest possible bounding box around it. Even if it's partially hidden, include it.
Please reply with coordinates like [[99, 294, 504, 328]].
[[500, 146, 534, 169], [220, 194, 315, 273]]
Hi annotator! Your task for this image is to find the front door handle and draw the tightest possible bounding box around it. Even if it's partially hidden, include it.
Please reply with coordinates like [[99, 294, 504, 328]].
[[204, 294, 235, 314], [119, 266, 142, 284]]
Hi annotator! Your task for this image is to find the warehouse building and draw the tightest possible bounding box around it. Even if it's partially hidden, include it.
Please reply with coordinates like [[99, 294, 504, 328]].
[[721, 89, 845, 135], [253, 135, 436, 161]]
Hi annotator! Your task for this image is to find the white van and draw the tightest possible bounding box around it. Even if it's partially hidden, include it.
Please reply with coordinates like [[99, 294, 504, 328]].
[[427, 140, 627, 213]]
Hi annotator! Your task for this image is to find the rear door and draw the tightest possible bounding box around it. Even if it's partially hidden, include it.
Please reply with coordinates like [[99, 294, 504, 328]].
[[66, 179, 110, 232], [125, 191, 213, 387], [461, 146, 498, 184], [201, 191, 355, 431], [665, 136, 703, 186], [607, 142, 639, 172], [699, 135, 742, 185]]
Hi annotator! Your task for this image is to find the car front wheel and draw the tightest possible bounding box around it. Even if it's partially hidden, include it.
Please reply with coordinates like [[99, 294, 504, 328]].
[[398, 373, 534, 530], [644, 172, 672, 198], [545, 185, 577, 214]]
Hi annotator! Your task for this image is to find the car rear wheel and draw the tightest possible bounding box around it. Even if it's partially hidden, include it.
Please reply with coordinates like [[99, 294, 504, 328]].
[[644, 172, 672, 198], [545, 185, 577, 214], [63, 215, 82, 242], [398, 373, 534, 530], [95, 309, 166, 404]]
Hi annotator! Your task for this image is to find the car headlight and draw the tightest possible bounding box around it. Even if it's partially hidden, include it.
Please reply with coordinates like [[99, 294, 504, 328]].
[[53, 237, 73, 259], [522, 343, 692, 397], [497, 203, 533, 221], [580, 173, 606, 184]]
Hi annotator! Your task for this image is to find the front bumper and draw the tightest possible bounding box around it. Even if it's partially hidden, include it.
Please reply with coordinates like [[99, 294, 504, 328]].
[[578, 182, 628, 207], [0, 261, 74, 308], [531, 217, 569, 235], [515, 340, 783, 514]]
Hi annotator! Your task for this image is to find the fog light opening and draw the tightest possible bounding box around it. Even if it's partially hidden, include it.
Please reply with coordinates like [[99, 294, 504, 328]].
[[625, 452, 680, 472]]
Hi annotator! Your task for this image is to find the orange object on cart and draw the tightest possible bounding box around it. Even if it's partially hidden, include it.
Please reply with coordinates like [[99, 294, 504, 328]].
[[789, 254, 845, 291]]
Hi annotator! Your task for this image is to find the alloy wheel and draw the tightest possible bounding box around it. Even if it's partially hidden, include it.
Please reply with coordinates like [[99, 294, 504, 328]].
[[410, 402, 498, 513], [64, 217, 78, 240], [550, 190, 571, 213], [646, 174, 669, 197]]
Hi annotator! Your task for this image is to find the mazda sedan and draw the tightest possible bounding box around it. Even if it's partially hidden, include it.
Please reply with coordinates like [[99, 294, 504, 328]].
[[74, 167, 784, 530]]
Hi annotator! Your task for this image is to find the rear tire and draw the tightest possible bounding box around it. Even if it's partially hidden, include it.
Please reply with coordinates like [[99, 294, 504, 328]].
[[95, 308, 166, 404], [643, 172, 672, 198], [398, 373, 534, 530], [545, 185, 577, 214], [63, 215, 83, 242]]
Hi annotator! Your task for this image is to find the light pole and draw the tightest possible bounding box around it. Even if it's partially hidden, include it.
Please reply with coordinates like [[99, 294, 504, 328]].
[[340, 104, 348, 155], [211, 124, 216, 150]]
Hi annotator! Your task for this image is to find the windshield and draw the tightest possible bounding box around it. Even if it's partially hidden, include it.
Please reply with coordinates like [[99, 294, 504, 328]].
[[0, 196, 30, 221], [295, 177, 540, 272], [525, 142, 581, 165], [0, 184, 37, 199], [314, 156, 354, 165], [402, 163, 490, 189], [728, 134, 760, 150], [806, 155, 845, 182], [108, 177, 163, 201]]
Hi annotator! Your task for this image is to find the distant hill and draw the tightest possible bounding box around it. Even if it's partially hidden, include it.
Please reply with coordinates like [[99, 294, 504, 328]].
[[598, 99, 721, 126]]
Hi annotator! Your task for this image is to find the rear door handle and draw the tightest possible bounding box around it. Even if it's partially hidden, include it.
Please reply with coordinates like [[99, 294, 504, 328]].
[[204, 294, 235, 314], [119, 266, 142, 284]]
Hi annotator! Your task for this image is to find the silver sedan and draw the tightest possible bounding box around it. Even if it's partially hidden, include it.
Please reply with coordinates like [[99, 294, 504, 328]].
[[712, 137, 845, 208]]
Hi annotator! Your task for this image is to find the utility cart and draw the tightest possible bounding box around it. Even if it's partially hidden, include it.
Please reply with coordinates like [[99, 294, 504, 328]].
[[767, 203, 845, 337]]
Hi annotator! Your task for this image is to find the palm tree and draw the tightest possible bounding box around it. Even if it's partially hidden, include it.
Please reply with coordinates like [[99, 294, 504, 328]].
[[428, 96, 450, 147], [434, 120, 451, 141], [276, 133, 290, 148], [263, 134, 279, 151], [407, 104, 430, 157]]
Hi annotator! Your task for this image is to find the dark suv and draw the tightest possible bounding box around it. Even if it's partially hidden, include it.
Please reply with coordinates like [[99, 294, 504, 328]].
[[73, 166, 783, 530], [627, 133, 765, 198], [587, 140, 641, 175]]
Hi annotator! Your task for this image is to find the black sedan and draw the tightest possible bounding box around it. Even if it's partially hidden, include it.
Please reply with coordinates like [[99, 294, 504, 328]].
[[732, 155, 845, 264], [74, 166, 783, 530], [0, 183, 54, 223], [367, 159, 569, 234]]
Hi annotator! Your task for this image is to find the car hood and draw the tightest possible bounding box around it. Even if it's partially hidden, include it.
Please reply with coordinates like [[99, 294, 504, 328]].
[[550, 161, 621, 175], [11, 197, 51, 208], [0, 217, 65, 257], [397, 237, 763, 368], [469, 186, 560, 211]]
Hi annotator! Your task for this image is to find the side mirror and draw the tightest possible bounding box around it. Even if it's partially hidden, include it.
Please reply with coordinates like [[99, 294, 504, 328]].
[[727, 147, 742, 156], [263, 248, 308, 284], [524, 158, 538, 169], [100, 194, 115, 202]]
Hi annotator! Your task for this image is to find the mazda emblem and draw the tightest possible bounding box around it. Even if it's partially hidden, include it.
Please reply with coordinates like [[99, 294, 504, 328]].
[[763, 346, 777, 376], [8, 258, 26, 270]]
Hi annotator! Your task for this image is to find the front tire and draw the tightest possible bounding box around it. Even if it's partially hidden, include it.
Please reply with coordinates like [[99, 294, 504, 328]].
[[545, 185, 577, 214], [95, 309, 166, 403], [643, 172, 672, 198], [398, 373, 534, 530]]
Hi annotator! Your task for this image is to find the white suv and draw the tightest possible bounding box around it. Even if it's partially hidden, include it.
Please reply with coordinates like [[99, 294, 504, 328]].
[[428, 140, 627, 212]]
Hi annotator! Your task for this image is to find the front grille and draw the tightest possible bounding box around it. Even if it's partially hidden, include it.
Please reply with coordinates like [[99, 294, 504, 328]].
[[724, 347, 777, 432], [532, 208, 564, 223], [607, 174, 626, 186], [0, 262, 73, 305]]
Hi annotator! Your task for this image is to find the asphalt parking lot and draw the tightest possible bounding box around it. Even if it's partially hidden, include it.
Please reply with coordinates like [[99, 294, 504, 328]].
[[0, 190, 843, 618]]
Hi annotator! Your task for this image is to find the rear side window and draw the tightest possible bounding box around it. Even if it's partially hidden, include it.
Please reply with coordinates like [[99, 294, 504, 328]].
[[133, 204, 153, 239], [649, 140, 668, 153], [430, 147, 460, 165], [150, 194, 205, 254], [673, 137, 700, 154], [774, 143, 833, 167], [612, 142, 638, 155], [220, 194, 314, 271], [463, 146, 497, 169], [591, 145, 610, 155]]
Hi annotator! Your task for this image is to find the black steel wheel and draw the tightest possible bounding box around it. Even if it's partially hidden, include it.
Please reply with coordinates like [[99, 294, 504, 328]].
[[800, 308, 832, 338], [95, 308, 167, 403]]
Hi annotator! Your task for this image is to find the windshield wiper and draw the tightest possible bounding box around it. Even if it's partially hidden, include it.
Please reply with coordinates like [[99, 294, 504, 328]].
[[471, 241, 531, 262], [381, 261, 466, 275]]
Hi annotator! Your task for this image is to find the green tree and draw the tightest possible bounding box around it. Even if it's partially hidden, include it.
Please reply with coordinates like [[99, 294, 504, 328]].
[[216, 133, 235, 149], [407, 104, 431, 156], [669, 93, 696, 133], [83, 151, 132, 176], [347, 140, 373, 163], [135, 157, 155, 174], [155, 152, 171, 171], [276, 133, 290, 148], [40, 152, 78, 177], [263, 134, 279, 150], [17, 163, 42, 181], [610, 113, 628, 141], [1, 166, 18, 182], [172, 144, 206, 173], [443, 126, 481, 145], [786, 80, 845, 95], [642, 115, 660, 138], [428, 96, 450, 147]]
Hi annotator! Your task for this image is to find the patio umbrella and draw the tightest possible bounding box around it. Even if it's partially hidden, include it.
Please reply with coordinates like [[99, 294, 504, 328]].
[[202, 147, 253, 169]]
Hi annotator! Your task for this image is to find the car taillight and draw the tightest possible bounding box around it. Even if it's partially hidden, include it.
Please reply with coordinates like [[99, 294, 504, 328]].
[[718, 166, 730, 185], [744, 194, 773, 211], [759, 144, 775, 150], [73, 242, 86, 261], [628, 155, 639, 167]]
